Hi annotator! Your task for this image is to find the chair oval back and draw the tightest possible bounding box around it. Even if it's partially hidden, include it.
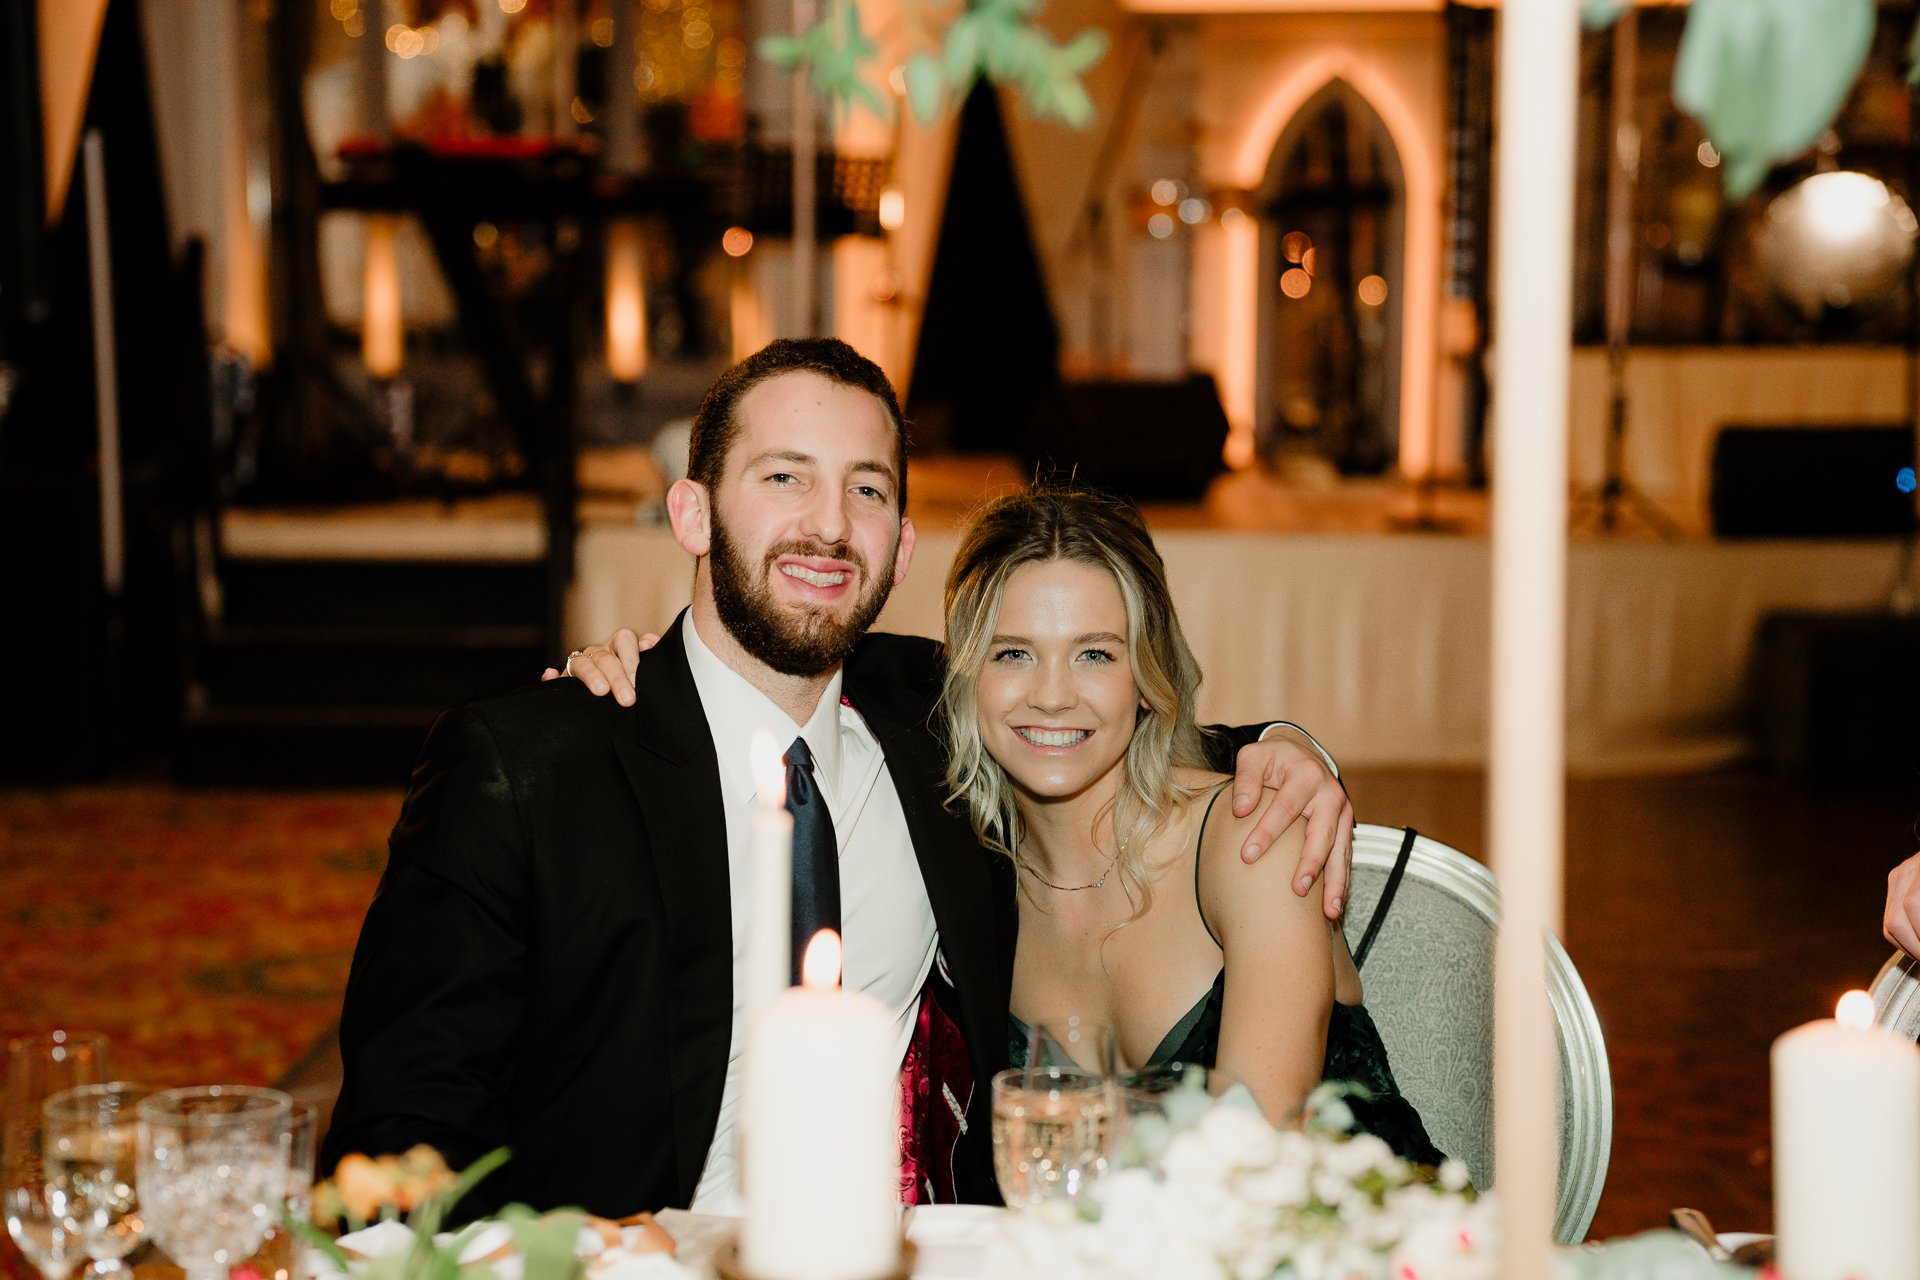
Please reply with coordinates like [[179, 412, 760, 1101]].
[[1341, 824, 1613, 1244], [1870, 949, 1920, 1039]]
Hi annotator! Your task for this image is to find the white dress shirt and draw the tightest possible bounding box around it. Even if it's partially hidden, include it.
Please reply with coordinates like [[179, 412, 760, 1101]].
[[681, 615, 937, 1212]]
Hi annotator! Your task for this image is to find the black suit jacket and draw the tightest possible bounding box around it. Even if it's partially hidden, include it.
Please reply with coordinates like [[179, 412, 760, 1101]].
[[322, 614, 1017, 1215], [322, 613, 1272, 1215]]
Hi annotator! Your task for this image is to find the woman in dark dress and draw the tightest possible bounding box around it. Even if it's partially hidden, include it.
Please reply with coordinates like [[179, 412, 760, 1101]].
[[943, 488, 1442, 1165]]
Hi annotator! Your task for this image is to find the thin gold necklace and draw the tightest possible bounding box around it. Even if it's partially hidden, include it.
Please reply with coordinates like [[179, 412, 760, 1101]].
[[1026, 844, 1122, 892]]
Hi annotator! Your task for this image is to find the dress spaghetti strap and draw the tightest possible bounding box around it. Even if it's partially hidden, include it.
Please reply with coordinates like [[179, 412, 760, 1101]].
[[1192, 781, 1232, 949]]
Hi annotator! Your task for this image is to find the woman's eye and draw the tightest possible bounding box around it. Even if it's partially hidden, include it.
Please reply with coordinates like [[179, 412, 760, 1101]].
[[1079, 649, 1115, 663], [991, 648, 1029, 663]]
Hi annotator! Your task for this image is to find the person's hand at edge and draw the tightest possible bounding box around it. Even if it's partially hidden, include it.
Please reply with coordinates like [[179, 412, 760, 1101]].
[[1886, 851, 1920, 957], [540, 629, 655, 706], [1229, 726, 1353, 920]]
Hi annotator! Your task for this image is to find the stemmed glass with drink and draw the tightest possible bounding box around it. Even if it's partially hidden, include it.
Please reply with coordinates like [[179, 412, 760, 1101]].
[[134, 1086, 292, 1280], [42, 1083, 158, 1278], [990, 1019, 1126, 1209], [4, 1032, 110, 1280]]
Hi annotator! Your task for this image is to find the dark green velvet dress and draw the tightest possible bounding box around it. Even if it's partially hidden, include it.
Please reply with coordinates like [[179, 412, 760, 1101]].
[[1009, 788, 1449, 1169]]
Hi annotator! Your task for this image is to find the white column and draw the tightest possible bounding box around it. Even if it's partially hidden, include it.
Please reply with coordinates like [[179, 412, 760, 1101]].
[[1488, 0, 1577, 1271]]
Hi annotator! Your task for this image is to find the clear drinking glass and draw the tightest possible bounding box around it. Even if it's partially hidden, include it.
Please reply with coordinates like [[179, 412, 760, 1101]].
[[135, 1086, 292, 1280], [990, 1063, 1111, 1208], [42, 1083, 158, 1277], [1117, 1061, 1245, 1170], [4, 1032, 110, 1280]]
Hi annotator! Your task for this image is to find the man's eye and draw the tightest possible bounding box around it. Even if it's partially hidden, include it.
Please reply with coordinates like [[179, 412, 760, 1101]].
[[853, 485, 885, 500], [768, 472, 797, 485]]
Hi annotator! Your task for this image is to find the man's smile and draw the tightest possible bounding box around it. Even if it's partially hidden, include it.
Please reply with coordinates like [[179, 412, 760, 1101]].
[[778, 561, 854, 589]]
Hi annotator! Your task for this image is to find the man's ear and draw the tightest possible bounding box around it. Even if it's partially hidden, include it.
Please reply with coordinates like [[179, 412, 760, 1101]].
[[891, 515, 917, 587], [666, 478, 713, 557]]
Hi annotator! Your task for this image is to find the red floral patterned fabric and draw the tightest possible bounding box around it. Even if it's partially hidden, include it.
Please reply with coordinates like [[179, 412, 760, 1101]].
[[896, 984, 974, 1205]]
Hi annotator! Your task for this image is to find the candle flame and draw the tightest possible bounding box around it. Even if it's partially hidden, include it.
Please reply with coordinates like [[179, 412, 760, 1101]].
[[1836, 989, 1876, 1029], [801, 929, 841, 989], [750, 730, 785, 808]]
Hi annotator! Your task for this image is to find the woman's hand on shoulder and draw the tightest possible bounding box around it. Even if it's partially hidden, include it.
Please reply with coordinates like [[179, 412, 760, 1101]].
[[540, 629, 654, 706]]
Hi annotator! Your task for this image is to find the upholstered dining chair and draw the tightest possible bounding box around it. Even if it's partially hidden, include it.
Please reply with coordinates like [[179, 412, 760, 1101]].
[[1870, 949, 1920, 1039], [1340, 824, 1614, 1245]]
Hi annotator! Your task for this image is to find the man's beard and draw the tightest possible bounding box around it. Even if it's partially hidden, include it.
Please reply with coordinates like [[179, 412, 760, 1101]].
[[709, 516, 897, 677]]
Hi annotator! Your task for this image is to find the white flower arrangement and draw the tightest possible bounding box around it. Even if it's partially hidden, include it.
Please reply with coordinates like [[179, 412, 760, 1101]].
[[985, 1084, 1499, 1280]]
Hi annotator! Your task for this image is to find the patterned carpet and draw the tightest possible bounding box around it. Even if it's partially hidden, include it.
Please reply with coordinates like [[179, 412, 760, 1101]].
[[0, 786, 396, 1090], [1, 785, 399, 1280]]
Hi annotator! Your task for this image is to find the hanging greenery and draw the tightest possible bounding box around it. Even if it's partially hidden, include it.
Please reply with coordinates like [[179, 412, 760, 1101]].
[[758, 0, 1110, 130], [1586, 0, 1880, 201]]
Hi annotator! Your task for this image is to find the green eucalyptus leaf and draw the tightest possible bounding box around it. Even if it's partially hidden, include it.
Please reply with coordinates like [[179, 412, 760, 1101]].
[[758, 33, 805, 68], [1581, 0, 1630, 31], [1672, 0, 1874, 199], [500, 1204, 589, 1280], [904, 51, 946, 124], [1059, 28, 1108, 73]]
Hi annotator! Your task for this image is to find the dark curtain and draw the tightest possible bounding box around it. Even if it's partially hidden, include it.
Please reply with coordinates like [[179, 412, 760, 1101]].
[[0, 0, 197, 779], [907, 82, 1059, 454]]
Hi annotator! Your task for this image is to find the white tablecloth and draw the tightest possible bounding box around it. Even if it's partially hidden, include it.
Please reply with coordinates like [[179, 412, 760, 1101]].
[[572, 526, 1910, 773]]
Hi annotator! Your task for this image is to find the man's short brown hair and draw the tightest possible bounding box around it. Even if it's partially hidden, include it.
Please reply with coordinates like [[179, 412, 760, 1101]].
[[686, 338, 910, 510]]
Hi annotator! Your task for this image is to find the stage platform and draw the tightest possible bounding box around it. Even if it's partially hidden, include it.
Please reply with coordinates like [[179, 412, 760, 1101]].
[[222, 458, 1913, 773]]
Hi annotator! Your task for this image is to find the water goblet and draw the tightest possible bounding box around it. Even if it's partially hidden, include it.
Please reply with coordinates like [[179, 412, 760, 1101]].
[[4, 1032, 110, 1280], [990, 1063, 1110, 1209], [42, 1083, 157, 1277], [135, 1086, 291, 1280]]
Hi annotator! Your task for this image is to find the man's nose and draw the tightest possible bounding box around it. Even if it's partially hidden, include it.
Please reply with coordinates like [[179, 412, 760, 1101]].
[[799, 484, 852, 548]]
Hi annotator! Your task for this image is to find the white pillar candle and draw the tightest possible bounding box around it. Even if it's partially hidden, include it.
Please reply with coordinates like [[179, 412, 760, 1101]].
[[1488, 0, 1578, 1274], [745, 731, 793, 1017], [742, 930, 899, 1280], [1773, 990, 1920, 1280]]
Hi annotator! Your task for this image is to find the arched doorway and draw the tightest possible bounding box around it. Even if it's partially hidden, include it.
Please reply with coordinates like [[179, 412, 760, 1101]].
[[1256, 80, 1406, 475]]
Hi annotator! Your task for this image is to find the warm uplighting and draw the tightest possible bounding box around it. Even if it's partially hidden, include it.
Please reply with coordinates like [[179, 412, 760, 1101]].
[[801, 929, 842, 989], [1148, 213, 1174, 239], [1801, 171, 1893, 243], [877, 187, 906, 231], [750, 729, 785, 809], [1150, 179, 1180, 206], [1280, 267, 1311, 299], [605, 218, 647, 383], [1358, 274, 1388, 306], [1837, 989, 1876, 1030], [722, 226, 753, 257], [362, 214, 402, 378]]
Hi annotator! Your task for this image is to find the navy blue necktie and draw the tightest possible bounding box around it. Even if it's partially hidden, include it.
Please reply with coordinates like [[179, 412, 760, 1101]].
[[784, 736, 840, 984]]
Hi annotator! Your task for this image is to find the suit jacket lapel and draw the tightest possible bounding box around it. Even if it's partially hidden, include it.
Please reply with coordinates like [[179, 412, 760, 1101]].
[[610, 612, 734, 1205]]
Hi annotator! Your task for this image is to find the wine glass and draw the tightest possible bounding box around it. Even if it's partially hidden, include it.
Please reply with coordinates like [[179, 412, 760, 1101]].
[[135, 1086, 291, 1280], [42, 1083, 158, 1277], [991, 1019, 1127, 1209], [4, 1032, 110, 1280]]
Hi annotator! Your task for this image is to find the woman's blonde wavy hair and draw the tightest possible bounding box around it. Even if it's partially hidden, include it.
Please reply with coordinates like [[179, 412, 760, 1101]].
[[940, 487, 1215, 916]]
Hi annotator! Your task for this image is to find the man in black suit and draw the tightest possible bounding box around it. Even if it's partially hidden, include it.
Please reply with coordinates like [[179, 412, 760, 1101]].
[[321, 339, 1352, 1217]]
